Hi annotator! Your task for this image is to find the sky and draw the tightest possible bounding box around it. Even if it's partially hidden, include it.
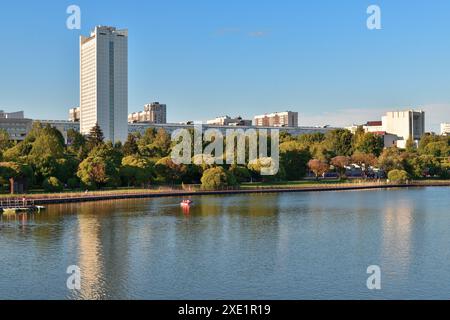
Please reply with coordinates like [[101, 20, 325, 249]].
[[0, 0, 450, 131]]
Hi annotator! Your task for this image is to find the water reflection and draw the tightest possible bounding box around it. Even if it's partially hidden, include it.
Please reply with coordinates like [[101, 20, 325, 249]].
[[1, 188, 450, 299]]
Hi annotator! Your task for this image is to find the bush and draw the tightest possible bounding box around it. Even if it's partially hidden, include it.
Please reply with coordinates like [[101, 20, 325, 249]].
[[201, 166, 237, 190], [43, 176, 64, 192], [388, 170, 409, 184]]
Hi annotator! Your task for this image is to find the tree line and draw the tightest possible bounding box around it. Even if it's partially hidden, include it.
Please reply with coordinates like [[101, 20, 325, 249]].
[[0, 123, 449, 193]]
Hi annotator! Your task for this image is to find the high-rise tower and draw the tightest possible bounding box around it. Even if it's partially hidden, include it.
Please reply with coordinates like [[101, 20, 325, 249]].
[[80, 26, 128, 143]]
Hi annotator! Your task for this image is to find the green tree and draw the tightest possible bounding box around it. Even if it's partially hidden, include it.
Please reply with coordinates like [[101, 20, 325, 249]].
[[43, 177, 64, 192], [0, 129, 12, 156], [123, 133, 140, 156], [408, 154, 442, 178], [323, 129, 354, 157], [229, 165, 251, 183], [77, 145, 120, 189], [67, 129, 87, 158], [354, 132, 384, 156], [86, 123, 104, 149], [388, 169, 409, 184], [154, 156, 187, 184], [279, 141, 311, 180], [201, 166, 237, 190], [378, 147, 407, 172], [120, 155, 154, 187]]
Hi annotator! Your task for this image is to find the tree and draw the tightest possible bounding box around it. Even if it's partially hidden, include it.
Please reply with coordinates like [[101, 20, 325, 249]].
[[154, 156, 187, 184], [138, 128, 171, 158], [422, 141, 449, 158], [201, 166, 237, 190], [307, 159, 329, 180], [247, 157, 286, 182], [388, 170, 409, 184], [123, 134, 139, 156], [351, 152, 377, 177], [323, 129, 354, 157], [67, 129, 87, 158], [86, 123, 104, 149], [120, 155, 154, 187], [331, 156, 350, 179], [0, 162, 33, 193], [378, 147, 407, 172], [279, 141, 311, 180], [43, 177, 64, 192], [77, 145, 120, 189], [0, 129, 11, 155], [353, 131, 384, 156], [229, 165, 251, 183], [407, 154, 442, 178]]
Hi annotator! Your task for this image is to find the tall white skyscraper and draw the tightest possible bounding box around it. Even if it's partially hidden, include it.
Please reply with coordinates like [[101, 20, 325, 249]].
[[80, 26, 128, 143]]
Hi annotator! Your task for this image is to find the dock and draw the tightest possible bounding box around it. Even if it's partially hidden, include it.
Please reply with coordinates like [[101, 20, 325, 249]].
[[0, 199, 45, 213]]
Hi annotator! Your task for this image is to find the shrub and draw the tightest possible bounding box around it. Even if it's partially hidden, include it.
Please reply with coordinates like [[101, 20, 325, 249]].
[[388, 170, 409, 184], [43, 176, 64, 192], [201, 167, 237, 190]]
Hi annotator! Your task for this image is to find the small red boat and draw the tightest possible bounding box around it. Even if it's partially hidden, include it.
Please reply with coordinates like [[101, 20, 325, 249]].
[[180, 200, 193, 207]]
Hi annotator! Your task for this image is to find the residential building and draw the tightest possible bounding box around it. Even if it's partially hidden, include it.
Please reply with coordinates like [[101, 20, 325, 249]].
[[80, 26, 128, 143], [254, 111, 298, 127], [441, 123, 450, 136], [206, 116, 252, 126], [69, 107, 80, 122], [128, 102, 167, 124]]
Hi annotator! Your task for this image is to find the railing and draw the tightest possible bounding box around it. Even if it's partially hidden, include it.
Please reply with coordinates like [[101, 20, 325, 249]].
[[0, 198, 35, 209]]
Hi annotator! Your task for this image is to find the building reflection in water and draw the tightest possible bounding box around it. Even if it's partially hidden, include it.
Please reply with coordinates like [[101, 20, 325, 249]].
[[382, 199, 413, 275], [75, 202, 107, 299]]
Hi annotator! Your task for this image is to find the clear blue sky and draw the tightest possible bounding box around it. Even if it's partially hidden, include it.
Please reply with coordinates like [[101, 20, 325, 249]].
[[0, 0, 449, 130]]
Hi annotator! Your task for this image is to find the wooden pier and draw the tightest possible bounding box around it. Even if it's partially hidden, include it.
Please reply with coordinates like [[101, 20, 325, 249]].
[[0, 199, 44, 213]]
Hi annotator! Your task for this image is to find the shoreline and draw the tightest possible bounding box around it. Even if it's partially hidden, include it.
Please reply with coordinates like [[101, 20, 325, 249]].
[[1, 182, 449, 206]]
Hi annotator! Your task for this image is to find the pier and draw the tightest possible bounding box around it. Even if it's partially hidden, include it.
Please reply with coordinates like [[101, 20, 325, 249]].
[[0, 199, 44, 213]]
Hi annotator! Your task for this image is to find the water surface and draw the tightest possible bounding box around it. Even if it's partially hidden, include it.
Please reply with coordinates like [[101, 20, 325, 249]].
[[0, 187, 449, 299]]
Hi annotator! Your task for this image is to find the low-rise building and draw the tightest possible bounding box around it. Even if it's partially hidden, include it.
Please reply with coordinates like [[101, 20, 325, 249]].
[[254, 111, 298, 127], [206, 116, 252, 126], [0, 110, 24, 119], [0, 118, 32, 141]]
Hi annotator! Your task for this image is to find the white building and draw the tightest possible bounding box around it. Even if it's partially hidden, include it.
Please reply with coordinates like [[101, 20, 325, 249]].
[[80, 26, 128, 143], [69, 107, 80, 122], [441, 123, 450, 136], [254, 111, 298, 127], [382, 110, 425, 148], [206, 115, 252, 126], [128, 102, 167, 124]]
